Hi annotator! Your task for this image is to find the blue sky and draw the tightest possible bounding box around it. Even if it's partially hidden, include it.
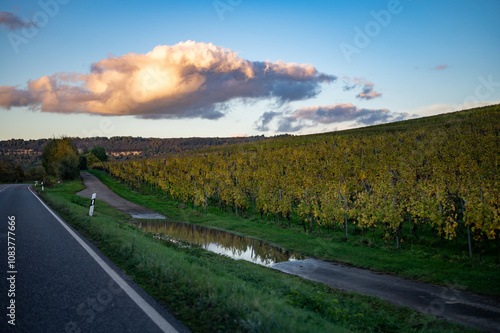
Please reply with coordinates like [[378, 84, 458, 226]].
[[1, 0, 499, 140]]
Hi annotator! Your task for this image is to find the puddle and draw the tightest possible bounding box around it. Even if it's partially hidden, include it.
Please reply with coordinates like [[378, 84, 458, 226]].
[[131, 213, 166, 219], [137, 220, 307, 267]]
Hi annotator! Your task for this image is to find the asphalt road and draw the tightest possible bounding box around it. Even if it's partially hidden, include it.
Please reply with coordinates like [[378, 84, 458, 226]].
[[0, 184, 189, 333], [273, 259, 500, 332], [77, 172, 166, 219]]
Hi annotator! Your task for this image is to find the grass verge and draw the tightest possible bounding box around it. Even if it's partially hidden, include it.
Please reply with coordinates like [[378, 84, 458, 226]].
[[36, 179, 474, 332], [88, 169, 500, 298]]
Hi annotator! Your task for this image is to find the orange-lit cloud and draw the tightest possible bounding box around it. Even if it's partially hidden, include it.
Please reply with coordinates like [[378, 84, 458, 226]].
[[0, 41, 335, 119]]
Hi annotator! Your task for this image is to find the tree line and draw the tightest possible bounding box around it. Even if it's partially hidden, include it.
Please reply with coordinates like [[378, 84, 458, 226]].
[[0, 137, 109, 184], [0, 135, 270, 170]]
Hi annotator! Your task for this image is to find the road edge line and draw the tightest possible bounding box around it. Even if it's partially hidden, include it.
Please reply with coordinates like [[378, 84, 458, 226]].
[[28, 186, 179, 333]]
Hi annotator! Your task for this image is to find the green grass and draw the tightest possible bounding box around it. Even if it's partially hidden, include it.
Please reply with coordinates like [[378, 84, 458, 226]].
[[36, 179, 474, 333], [88, 169, 500, 298]]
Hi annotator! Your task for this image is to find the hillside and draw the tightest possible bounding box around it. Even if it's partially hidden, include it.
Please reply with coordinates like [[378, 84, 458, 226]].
[[0, 135, 269, 169], [94, 104, 500, 261]]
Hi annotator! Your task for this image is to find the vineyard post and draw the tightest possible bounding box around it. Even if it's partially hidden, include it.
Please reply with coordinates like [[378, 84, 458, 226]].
[[394, 197, 399, 249], [204, 191, 208, 215], [252, 194, 255, 217], [235, 177, 238, 216], [217, 186, 221, 209], [253, 186, 258, 217], [467, 224, 472, 259], [408, 213, 414, 252], [462, 199, 472, 259], [344, 203, 348, 239], [338, 188, 348, 238], [279, 189, 282, 227]]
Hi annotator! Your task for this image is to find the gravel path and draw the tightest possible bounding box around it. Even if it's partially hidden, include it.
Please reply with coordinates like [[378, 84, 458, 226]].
[[272, 259, 500, 332], [77, 172, 166, 219]]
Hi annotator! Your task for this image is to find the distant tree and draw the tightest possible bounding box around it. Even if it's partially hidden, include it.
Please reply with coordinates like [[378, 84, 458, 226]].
[[41, 137, 79, 180], [91, 146, 109, 162], [85, 153, 100, 168], [0, 159, 26, 183], [41, 139, 58, 176], [41, 176, 53, 188], [25, 166, 45, 181], [15, 165, 24, 182], [0, 159, 16, 183], [78, 155, 88, 170], [56, 153, 79, 180]]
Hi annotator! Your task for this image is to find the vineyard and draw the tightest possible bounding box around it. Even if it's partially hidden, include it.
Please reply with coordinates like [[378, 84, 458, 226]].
[[94, 105, 500, 255]]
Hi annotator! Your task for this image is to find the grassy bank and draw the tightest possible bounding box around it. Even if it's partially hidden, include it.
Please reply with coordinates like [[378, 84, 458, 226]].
[[37, 179, 472, 332], [89, 169, 500, 298]]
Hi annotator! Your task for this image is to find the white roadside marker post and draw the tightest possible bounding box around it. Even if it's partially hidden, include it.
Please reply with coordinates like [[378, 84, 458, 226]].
[[41, 181, 44, 191], [89, 193, 96, 217]]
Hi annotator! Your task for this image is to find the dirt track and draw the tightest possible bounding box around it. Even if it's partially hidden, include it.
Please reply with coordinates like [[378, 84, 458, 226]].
[[272, 259, 500, 332], [77, 172, 165, 219]]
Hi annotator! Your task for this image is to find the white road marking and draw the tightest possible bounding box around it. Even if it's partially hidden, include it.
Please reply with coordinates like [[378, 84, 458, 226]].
[[0, 184, 15, 193], [28, 186, 179, 333]]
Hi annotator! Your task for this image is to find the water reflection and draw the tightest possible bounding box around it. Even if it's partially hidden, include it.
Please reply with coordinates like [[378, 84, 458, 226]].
[[137, 220, 307, 267]]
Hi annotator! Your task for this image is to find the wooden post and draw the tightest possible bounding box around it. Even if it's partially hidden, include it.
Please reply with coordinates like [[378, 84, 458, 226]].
[[204, 191, 208, 215], [461, 198, 472, 259], [194, 181, 196, 210], [464, 199, 472, 259]]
